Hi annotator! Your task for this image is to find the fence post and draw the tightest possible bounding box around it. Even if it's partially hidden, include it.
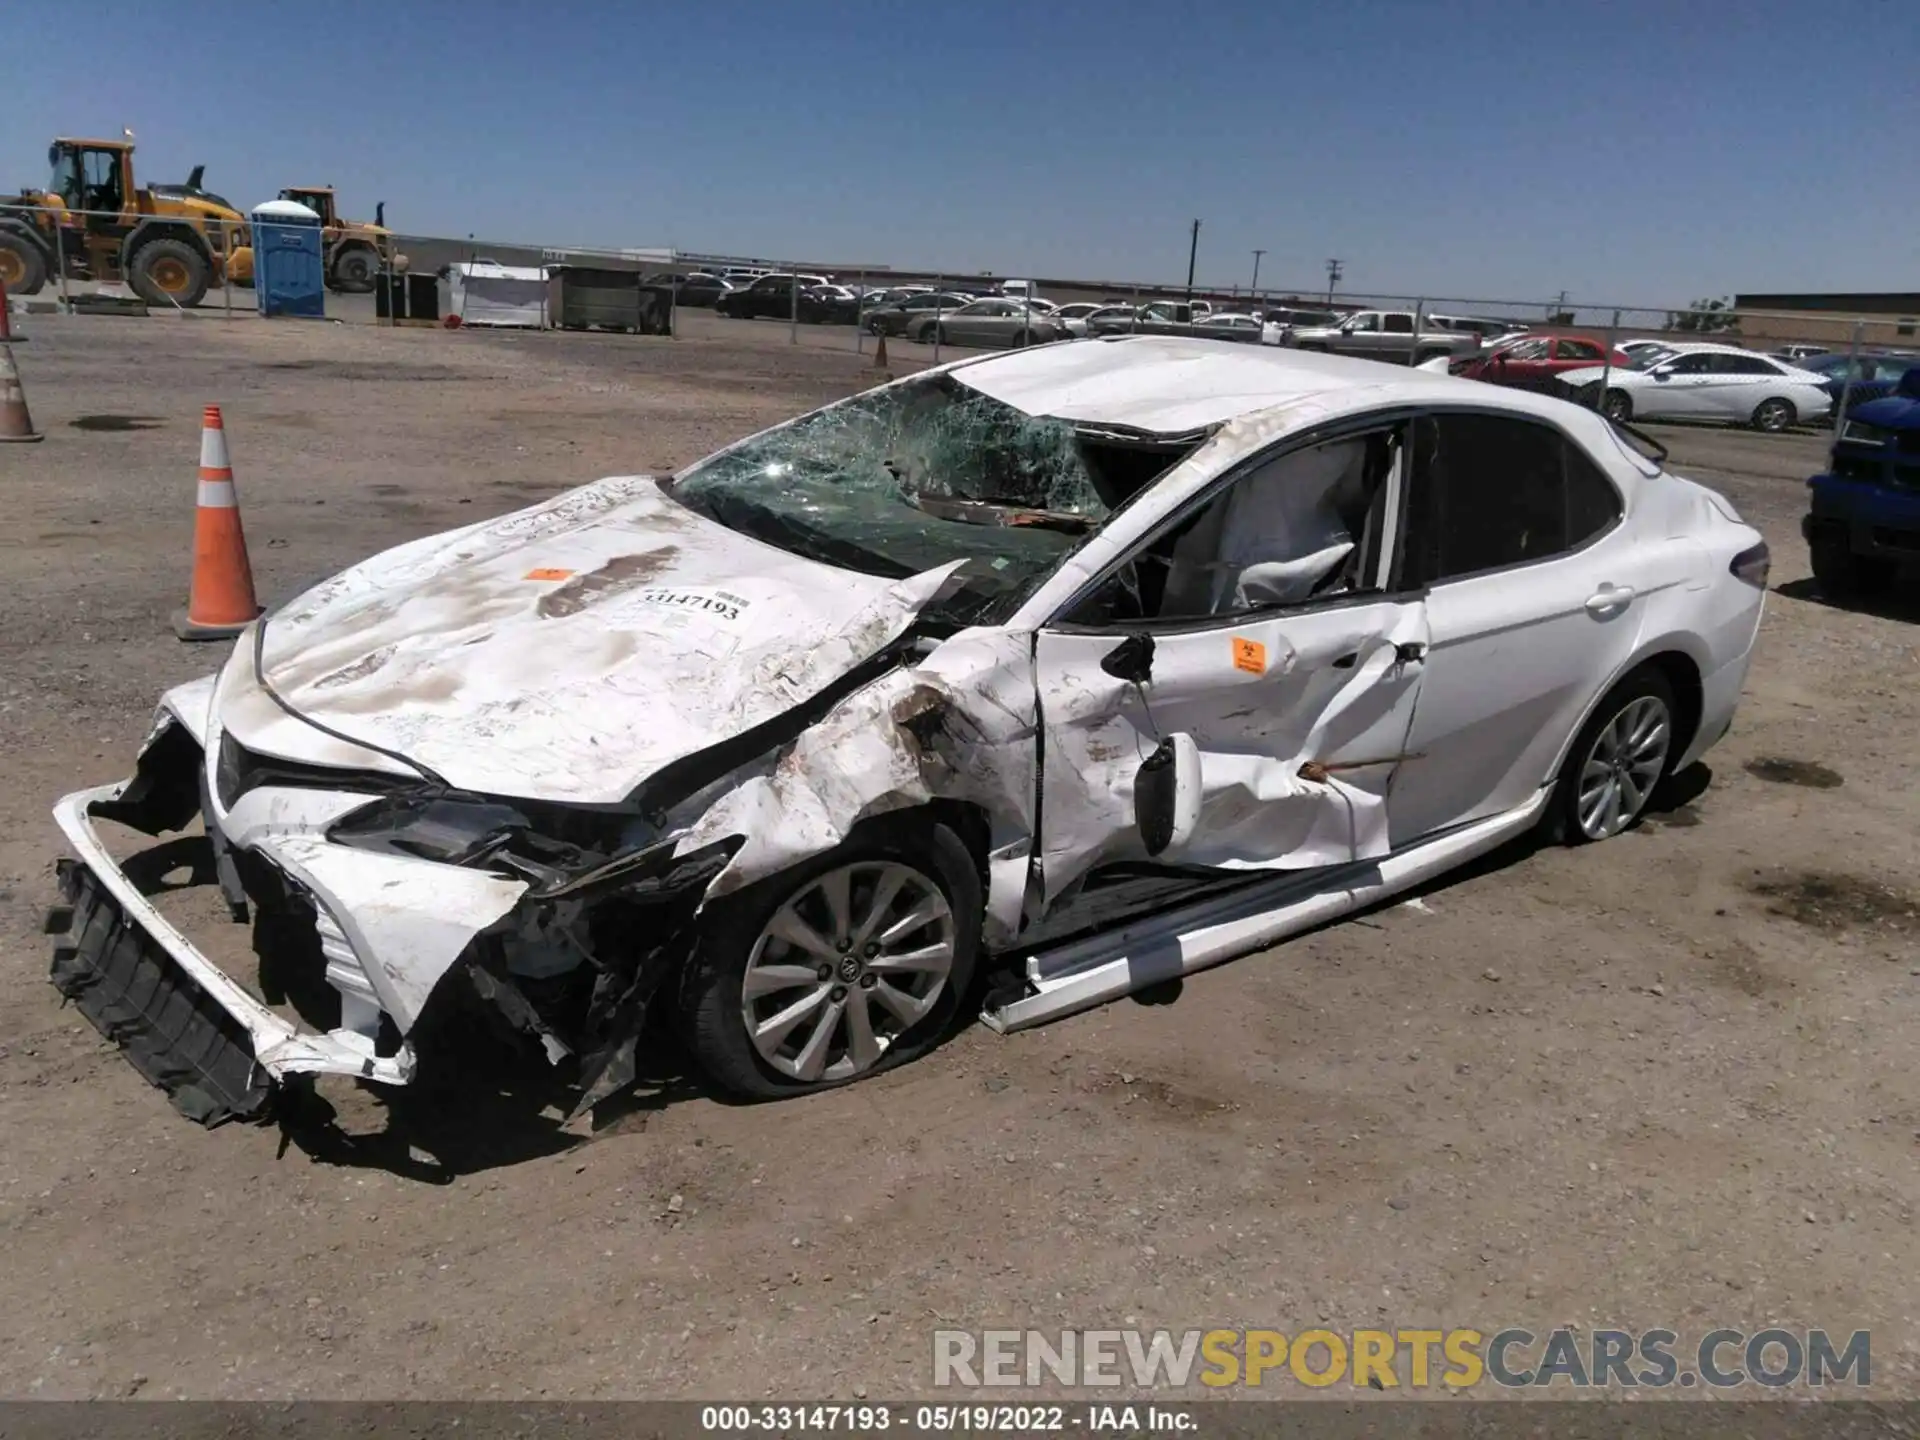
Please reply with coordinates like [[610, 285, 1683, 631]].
[[1834, 320, 1864, 432], [1131, 281, 1140, 333], [932, 273, 943, 365], [223, 220, 233, 321], [789, 268, 799, 345], [1408, 299, 1425, 366], [855, 267, 865, 355], [1593, 308, 1621, 413], [54, 219, 71, 313]]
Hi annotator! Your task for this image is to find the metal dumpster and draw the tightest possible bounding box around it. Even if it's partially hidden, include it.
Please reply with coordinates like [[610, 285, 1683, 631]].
[[376, 271, 440, 325], [549, 266, 673, 335]]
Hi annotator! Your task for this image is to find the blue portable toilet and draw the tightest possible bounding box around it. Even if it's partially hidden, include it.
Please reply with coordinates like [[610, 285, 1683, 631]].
[[249, 199, 326, 319]]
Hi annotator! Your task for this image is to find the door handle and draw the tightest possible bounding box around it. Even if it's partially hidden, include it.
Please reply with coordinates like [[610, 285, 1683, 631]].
[[1585, 585, 1635, 615]]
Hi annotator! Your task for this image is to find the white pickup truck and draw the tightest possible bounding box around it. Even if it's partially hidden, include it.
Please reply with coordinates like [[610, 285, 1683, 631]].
[[1285, 310, 1481, 365]]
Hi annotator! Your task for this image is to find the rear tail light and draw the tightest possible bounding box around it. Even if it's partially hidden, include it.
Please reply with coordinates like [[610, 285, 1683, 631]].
[[1731, 540, 1771, 588]]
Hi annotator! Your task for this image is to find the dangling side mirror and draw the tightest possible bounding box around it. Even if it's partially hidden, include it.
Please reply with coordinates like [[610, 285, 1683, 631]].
[[1135, 734, 1203, 857]]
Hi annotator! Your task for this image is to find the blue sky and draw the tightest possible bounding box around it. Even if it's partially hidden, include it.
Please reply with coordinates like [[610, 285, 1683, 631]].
[[7, 0, 1916, 307]]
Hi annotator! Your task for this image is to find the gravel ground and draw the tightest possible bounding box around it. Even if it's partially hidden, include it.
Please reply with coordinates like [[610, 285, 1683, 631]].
[[0, 312, 1915, 1402]]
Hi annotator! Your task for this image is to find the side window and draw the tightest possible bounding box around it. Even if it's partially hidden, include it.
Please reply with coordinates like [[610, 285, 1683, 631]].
[[1063, 429, 1405, 626], [1393, 414, 1621, 588], [1666, 353, 1714, 375], [1555, 339, 1603, 361], [1383, 313, 1415, 334], [1348, 313, 1380, 333]]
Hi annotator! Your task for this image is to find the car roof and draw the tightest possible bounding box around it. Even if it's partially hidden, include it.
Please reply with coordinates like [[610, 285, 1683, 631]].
[[1657, 341, 1780, 357], [952, 333, 1574, 433]]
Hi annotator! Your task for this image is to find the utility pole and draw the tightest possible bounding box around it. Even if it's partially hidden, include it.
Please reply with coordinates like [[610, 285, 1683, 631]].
[[1250, 248, 1265, 298], [1325, 258, 1344, 303], [1551, 289, 1568, 321], [1185, 219, 1201, 312]]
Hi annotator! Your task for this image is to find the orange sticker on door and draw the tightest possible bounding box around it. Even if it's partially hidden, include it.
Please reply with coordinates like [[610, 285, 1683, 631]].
[[524, 567, 575, 581], [1231, 636, 1266, 674]]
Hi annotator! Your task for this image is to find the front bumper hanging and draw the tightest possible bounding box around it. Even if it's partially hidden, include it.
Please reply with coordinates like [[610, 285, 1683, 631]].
[[48, 782, 417, 1126]]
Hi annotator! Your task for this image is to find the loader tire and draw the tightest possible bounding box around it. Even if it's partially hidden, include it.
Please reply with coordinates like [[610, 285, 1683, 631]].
[[0, 233, 48, 295], [128, 238, 210, 309], [330, 246, 377, 293]]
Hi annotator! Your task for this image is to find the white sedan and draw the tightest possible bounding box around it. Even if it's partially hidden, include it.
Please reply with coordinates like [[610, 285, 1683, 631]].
[[1559, 343, 1832, 431], [51, 340, 1767, 1121], [1051, 302, 1104, 337]]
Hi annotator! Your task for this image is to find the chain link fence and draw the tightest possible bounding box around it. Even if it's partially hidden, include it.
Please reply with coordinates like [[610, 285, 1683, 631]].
[[11, 214, 1915, 429]]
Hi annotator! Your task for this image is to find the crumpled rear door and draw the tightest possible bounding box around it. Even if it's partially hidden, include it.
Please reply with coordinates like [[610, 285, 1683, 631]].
[[1032, 597, 1430, 904]]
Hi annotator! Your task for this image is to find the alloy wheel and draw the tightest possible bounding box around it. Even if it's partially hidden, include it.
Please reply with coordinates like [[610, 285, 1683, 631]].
[[1754, 398, 1793, 432], [740, 861, 956, 1083], [1575, 695, 1671, 839]]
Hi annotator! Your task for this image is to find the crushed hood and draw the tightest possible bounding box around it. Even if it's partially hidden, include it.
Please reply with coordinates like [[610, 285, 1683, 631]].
[[217, 477, 958, 804]]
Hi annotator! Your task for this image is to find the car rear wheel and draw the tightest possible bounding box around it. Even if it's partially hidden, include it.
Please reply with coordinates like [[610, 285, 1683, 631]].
[[1546, 667, 1676, 845], [1751, 397, 1796, 432], [1600, 388, 1633, 423], [677, 817, 981, 1099]]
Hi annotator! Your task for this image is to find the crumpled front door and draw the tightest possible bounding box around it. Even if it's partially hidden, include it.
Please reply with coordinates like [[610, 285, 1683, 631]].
[[1033, 598, 1429, 904]]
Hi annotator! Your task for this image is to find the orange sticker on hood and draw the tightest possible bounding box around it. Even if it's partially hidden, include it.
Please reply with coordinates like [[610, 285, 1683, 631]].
[[524, 568, 575, 581], [1231, 636, 1266, 674]]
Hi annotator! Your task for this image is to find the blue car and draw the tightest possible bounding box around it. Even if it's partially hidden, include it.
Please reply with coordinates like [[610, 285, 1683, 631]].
[[1804, 368, 1920, 598], [1796, 351, 1920, 421]]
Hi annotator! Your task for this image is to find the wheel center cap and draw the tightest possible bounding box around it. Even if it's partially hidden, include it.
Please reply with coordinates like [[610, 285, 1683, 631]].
[[837, 955, 862, 983]]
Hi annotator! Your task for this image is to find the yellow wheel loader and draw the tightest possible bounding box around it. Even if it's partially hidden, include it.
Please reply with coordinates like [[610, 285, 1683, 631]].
[[0, 138, 253, 308], [277, 187, 406, 293]]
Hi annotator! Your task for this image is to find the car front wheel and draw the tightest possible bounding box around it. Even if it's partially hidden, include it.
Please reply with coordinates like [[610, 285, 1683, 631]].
[[1751, 397, 1796, 432], [677, 817, 981, 1098], [1547, 667, 1676, 844], [1809, 527, 1893, 599]]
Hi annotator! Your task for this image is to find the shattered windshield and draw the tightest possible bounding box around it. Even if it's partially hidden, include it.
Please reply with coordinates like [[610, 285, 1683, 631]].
[[669, 374, 1161, 626]]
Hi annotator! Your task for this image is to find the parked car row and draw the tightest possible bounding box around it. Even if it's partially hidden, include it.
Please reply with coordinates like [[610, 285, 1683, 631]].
[[694, 268, 1535, 359], [1415, 332, 1858, 433]]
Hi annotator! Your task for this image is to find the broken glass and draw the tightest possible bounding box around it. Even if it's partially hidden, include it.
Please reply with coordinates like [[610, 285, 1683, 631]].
[[668, 375, 1111, 621]]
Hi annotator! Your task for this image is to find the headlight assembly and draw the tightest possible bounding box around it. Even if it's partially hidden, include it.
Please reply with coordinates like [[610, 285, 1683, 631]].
[[327, 795, 532, 866], [325, 793, 681, 896]]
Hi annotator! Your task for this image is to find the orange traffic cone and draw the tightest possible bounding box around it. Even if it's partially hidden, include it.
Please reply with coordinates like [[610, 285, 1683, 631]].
[[172, 406, 262, 640], [0, 332, 41, 443], [872, 329, 888, 368]]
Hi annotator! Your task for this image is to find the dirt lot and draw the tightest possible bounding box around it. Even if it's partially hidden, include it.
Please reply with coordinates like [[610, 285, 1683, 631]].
[[1, 312, 1916, 1401]]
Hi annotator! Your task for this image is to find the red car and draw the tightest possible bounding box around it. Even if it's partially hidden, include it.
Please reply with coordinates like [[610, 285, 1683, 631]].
[[1450, 334, 1635, 393]]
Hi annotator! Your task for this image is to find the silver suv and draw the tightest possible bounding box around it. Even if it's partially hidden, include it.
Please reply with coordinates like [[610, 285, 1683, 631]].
[[1286, 309, 1480, 365]]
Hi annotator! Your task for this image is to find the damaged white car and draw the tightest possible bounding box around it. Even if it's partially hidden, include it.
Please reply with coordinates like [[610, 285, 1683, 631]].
[[50, 338, 1770, 1125]]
